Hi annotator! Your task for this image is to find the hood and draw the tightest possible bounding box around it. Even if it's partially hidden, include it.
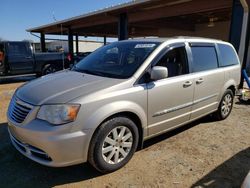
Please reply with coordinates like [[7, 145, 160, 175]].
[[16, 70, 124, 105]]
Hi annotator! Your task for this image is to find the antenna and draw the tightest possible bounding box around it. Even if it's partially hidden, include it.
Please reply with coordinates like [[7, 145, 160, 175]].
[[52, 11, 65, 69], [52, 11, 57, 22]]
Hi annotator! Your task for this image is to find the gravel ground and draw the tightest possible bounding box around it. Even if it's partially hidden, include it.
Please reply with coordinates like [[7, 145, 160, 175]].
[[0, 78, 249, 188]]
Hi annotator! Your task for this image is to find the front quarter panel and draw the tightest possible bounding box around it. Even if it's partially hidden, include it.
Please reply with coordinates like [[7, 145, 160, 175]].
[[70, 84, 148, 137]]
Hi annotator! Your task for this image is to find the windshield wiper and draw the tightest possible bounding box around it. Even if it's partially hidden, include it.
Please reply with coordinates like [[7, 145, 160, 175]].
[[74, 68, 105, 76], [73, 67, 124, 79]]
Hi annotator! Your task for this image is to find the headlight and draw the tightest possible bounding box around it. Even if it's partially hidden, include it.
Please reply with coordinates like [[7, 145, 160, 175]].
[[37, 104, 80, 125]]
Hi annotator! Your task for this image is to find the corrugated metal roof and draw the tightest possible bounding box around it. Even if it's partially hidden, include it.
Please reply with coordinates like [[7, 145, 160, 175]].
[[26, 0, 233, 38], [27, 0, 150, 32]]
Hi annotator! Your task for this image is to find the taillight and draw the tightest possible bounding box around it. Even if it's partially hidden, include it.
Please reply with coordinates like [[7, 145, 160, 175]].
[[0, 52, 4, 64], [67, 53, 72, 62]]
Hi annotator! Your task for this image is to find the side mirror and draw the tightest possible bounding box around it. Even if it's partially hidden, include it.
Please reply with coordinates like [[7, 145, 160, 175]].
[[150, 66, 168, 81]]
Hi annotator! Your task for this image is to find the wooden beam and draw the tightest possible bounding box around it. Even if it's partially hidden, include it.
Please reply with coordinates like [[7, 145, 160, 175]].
[[70, 15, 117, 30], [118, 13, 128, 40], [130, 20, 196, 31], [129, 27, 159, 37]]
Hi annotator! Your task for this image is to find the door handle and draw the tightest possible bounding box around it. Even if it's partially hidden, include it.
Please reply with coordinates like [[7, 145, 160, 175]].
[[25, 56, 32, 59], [196, 78, 204, 84], [183, 81, 193, 88]]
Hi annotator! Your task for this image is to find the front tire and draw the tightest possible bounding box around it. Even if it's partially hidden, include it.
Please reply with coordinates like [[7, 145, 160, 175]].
[[214, 89, 234, 120], [88, 116, 139, 173]]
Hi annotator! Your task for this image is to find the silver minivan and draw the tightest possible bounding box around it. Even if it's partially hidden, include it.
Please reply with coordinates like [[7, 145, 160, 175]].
[[7, 37, 241, 173]]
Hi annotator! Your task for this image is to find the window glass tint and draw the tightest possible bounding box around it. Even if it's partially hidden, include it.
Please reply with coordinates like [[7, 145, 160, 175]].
[[191, 46, 218, 72], [155, 46, 188, 78], [73, 41, 160, 79], [218, 44, 239, 67], [8, 43, 30, 56]]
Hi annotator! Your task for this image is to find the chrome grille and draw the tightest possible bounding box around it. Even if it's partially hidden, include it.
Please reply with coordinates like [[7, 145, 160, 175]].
[[8, 97, 33, 124]]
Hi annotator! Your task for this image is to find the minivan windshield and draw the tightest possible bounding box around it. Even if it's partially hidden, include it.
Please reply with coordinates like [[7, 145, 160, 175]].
[[73, 41, 160, 79]]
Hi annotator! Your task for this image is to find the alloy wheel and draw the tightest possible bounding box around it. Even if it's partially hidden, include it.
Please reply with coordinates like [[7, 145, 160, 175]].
[[102, 126, 133, 165], [221, 94, 233, 117]]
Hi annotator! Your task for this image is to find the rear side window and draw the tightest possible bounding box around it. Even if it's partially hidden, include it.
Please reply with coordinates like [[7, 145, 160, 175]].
[[191, 46, 218, 72], [8, 42, 31, 56], [218, 44, 239, 67]]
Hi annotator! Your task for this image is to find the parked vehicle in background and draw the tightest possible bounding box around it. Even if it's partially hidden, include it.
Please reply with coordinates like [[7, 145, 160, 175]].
[[0, 41, 71, 77], [7, 37, 241, 173], [73, 52, 92, 63]]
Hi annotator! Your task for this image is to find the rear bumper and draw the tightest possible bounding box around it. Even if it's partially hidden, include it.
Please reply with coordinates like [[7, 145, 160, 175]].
[[8, 118, 92, 167]]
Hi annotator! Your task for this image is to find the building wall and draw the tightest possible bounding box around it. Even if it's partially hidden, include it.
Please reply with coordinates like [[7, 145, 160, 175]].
[[33, 40, 103, 53], [158, 21, 230, 41], [76, 41, 103, 52]]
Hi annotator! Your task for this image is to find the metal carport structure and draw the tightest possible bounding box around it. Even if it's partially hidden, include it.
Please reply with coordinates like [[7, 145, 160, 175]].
[[27, 0, 250, 86]]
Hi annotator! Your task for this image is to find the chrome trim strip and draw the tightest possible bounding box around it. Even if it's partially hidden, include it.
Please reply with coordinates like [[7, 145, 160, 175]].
[[8, 96, 34, 125], [153, 102, 193, 117], [153, 93, 218, 117], [15, 98, 33, 109], [193, 94, 218, 105]]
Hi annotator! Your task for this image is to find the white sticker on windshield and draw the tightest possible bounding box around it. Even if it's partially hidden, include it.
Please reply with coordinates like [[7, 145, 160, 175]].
[[135, 44, 156, 48]]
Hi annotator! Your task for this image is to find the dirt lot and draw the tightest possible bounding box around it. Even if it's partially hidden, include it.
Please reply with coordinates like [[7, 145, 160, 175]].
[[0, 77, 249, 188]]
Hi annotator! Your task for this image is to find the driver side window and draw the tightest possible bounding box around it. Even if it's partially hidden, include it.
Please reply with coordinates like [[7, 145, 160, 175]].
[[103, 47, 119, 65], [155, 46, 189, 78]]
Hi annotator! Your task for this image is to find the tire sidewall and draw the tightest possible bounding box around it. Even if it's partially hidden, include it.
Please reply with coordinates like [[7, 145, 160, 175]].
[[90, 117, 139, 173], [219, 90, 234, 120], [42, 64, 56, 75]]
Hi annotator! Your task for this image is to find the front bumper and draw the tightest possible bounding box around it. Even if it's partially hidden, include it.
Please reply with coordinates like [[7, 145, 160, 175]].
[[8, 118, 92, 167]]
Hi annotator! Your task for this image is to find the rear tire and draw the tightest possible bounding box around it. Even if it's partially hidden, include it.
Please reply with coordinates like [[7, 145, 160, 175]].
[[42, 64, 56, 75], [88, 116, 139, 173], [214, 89, 234, 120]]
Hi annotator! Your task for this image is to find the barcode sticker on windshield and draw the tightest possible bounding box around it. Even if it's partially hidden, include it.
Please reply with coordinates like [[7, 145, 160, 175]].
[[135, 44, 156, 48]]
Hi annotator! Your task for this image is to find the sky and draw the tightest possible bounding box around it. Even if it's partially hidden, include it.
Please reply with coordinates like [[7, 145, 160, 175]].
[[0, 0, 130, 42]]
